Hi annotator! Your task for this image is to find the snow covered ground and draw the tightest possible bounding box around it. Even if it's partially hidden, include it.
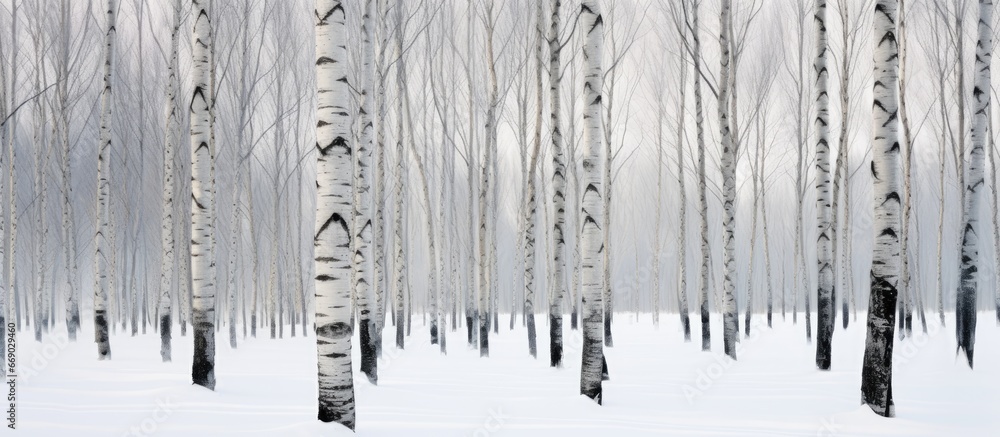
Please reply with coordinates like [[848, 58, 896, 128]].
[[13, 312, 1000, 436]]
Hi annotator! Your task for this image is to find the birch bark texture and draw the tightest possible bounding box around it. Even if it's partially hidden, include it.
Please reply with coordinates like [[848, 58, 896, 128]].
[[315, 0, 356, 429], [159, 0, 181, 363], [94, 0, 117, 360], [814, 0, 835, 371], [675, 36, 691, 341], [716, 0, 738, 359], [956, 0, 993, 368], [579, 0, 605, 405], [689, 0, 711, 352], [548, 0, 566, 368], [190, 0, 216, 391], [861, 0, 902, 418], [480, 3, 499, 358], [356, 0, 378, 385], [393, 0, 407, 351], [522, 0, 544, 358]]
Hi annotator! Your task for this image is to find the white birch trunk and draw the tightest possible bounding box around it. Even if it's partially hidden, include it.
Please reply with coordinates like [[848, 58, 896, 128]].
[[689, 0, 712, 352], [355, 0, 378, 383], [93, 0, 116, 360], [717, 0, 738, 359], [523, 0, 544, 357], [956, 0, 993, 367], [314, 0, 356, 428], [675, 42, 691, 340], [548, 0, 565, 367], [861, 0, 904, 417], [898, 0, 914, 338], [479, 3, 499, 357], [392, 0, 407, 349], [32, 42, 51, 341], [580, 0, 605, 404], [814, 0, 835, 370], [373, 0, 389, 353], [189, 0, 216, 390], [835, 0, 852, 330], [159, 0, 181, 361], [567, 49, 582, 332]]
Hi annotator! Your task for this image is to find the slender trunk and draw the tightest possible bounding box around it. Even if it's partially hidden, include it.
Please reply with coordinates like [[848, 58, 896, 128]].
[[548, 0, 565, 367], [861, 0, 903, 417], [956, 0, 993, 368], [676, 42, 691, 341], [580, 0, 605, 404], [690, 0, 711, 352], [898, 0, 913, 338], [355, 0, 378, 384], [522, 0, 544, 358], [717, 0, 737, 359], [744, 116, 760, 336], [93, 0, 116, 360], [568, 55, 582, 332], [190, 0, 216, 390], [32, 36, 51, 342], [56, 0, 79, 341], [373, 0, 390, 353], [761, 137, 774, 328], [465, 0, 478, 348], [837, 0, 852, 331], [814, 0, 834, 370], [392, 0, 407, 350], [314, 0, 356, 428], [160, 0, 181, 360], [479, 4, 499, 358], [936, 15, 948, 325]]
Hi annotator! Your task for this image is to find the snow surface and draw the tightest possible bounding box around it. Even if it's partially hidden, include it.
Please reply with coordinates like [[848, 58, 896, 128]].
[[13, 312, 1000, 436]]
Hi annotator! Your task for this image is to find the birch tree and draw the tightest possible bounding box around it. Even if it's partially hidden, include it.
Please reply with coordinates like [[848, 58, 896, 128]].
[[373, 0, 390, 355], [579, 0, 605, 404], [955, 0, 992, 368], [897, 0, 914, 338], [861, 0, 903, 417], [315, 0, 356, 428], [355, 0, 378, 384], [814, 0, 835, 371], [522, 0, 543, 358], [717, 0, 738, 359], [548, 0, 566, 368], [94, 0, 117, 360], [672, 11, 691, 340], [687, 0, 712, 352], [190, 0, 217, 390], [159, 0, 181, 363], [392, 0, 407, 350], [30, 8, 51, 341], [479, 1, 500, 358]]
